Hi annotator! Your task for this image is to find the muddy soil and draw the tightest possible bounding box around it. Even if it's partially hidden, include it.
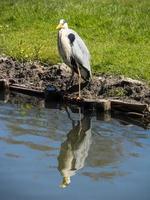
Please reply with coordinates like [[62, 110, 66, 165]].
[[0, 55, 150, 105]]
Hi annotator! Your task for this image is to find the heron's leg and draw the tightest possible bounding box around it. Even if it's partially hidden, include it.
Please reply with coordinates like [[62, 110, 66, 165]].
[[77, 66, 81, 98]]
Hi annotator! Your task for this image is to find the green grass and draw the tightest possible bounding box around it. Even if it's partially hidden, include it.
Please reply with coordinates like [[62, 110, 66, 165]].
[[0, 0, 150, 83]]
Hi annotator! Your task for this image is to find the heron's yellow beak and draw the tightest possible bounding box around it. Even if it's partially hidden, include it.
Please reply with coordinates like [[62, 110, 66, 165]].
[[56, 24, 63, 30]]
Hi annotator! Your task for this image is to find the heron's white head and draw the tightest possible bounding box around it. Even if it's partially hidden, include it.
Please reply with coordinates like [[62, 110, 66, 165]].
[[56, 19, 68, 30], [60, 176, 71, 188]]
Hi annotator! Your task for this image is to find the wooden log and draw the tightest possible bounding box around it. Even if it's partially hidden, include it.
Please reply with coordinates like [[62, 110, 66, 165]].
[[125, 112, 144, 118], [81, 99, 97, 110], [9, 84, 45, 97], [0, 79, 9, 89], [0, 90, 9, 103], [96, 111, 111, 121], [10, 84, 63, 100], [63, 97, 111, 112], [96, 99, 111, 111], [82, 99, 111, 111], [111, 111, 149, 129], [111, 99, 150, 113]]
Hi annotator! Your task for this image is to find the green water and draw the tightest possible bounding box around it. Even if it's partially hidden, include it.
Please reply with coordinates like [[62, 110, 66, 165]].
[[0, 92, 150, 200]]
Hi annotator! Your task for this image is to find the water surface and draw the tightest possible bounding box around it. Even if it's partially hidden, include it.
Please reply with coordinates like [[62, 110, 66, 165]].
[[0, 92, 150, 200]]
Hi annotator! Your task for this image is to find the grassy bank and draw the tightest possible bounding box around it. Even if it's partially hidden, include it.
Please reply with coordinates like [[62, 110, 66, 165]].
[[0, 0, 150, 83]]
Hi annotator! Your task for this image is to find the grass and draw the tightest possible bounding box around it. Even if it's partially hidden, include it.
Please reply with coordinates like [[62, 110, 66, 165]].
[[106, 87, 127, 97], [0, 0, 150, 83]]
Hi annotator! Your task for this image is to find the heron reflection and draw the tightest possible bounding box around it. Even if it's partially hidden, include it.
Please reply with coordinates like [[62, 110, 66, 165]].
[[57, 109, 92, 188]]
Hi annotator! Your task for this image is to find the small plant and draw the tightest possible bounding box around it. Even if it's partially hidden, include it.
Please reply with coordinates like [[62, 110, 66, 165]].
[[106, 87, 127, 97]]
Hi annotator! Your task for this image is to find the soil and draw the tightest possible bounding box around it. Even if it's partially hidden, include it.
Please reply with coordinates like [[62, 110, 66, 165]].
[[0, 55, 150, 105]]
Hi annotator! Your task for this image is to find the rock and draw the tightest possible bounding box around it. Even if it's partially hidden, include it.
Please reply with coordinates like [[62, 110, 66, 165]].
[[120, 77, 144, 86]]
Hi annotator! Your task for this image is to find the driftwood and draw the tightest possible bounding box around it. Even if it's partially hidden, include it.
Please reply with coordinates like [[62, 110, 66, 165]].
[[0, 79, 150, 121]]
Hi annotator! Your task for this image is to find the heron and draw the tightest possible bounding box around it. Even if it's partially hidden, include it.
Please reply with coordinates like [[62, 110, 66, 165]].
[[56, 19, 92, 99]]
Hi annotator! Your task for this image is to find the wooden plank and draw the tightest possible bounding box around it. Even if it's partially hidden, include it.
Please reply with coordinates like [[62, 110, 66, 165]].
[[126, 112, 144, 118], [96, 99, 111, 111], [111, 111, 150, 129], [0, 79, 9, 89], [63, 97, 111, 111], [9, 84, 45, 97], [111, 99, 150, 113]]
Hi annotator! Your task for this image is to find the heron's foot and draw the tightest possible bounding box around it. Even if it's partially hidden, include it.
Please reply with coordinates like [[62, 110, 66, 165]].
[[76, 95, 83, 100], [77, 96, 81, 100]]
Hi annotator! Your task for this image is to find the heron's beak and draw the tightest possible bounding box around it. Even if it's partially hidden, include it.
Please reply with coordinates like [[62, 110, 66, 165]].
[[56, 24, 63, 30]]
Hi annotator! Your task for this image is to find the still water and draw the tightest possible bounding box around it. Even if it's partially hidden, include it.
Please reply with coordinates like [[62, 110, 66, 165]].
[[0, 92, 150, 200]]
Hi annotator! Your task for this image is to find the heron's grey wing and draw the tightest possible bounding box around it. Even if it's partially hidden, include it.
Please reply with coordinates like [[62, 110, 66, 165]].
[[68, 29, 92, 80]]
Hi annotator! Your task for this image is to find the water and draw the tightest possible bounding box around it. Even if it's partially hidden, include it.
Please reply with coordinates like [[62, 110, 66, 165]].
[[0, 92, 150, 200]]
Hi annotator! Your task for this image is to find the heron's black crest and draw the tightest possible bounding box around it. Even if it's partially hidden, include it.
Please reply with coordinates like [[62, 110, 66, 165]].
[[60, 19, 67, 24], [62, 19, 67, 24], [68, 33, 75, 44]]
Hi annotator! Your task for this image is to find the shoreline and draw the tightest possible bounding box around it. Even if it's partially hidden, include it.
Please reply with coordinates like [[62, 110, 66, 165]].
[[0, 55, 150, 118]]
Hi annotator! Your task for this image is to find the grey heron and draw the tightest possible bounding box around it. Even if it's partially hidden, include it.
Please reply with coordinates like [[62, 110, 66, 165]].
[[58, 108, 92, 188], [56, 19, 92, 99]]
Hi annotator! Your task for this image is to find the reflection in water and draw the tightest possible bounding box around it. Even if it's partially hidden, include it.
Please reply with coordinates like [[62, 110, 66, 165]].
[[0, 91, 150, 199], [58, 109, 92, 188], [0, 136, 57, 151], [82, 171, 128, 181], [0, 90, 9, 103]]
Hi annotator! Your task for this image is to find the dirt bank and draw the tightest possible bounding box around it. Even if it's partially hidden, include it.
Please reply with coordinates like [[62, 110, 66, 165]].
[[0, 55, 150, 105]]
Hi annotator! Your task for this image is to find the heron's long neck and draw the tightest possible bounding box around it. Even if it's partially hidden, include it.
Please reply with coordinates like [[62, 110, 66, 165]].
[[63, 23, 68, 29]]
